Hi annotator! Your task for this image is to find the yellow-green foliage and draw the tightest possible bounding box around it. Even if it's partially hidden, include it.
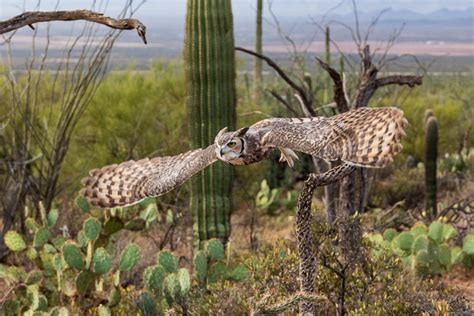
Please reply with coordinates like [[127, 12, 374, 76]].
[[63, 60, 188, 192], [376, 76, 474, 162]]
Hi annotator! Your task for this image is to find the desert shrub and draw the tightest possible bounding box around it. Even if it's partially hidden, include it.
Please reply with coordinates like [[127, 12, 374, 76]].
[[376, 76, 474, 162], [440, 148, 474, 177], [311, 216, 470, 314], [63, 60, 188, 194], [183, 226, 470, 315], [371, 166, 425, 208], [138, 239, 248, 314], [187, 240, 301, 314], [255, 179, 298, 215]]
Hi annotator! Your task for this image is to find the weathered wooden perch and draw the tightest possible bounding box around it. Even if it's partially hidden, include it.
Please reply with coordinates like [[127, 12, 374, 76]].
[[0, 10, 147, 44]]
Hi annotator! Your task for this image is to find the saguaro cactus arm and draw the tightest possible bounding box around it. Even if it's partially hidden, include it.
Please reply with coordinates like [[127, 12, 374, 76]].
[[425, 115, 439, 219]]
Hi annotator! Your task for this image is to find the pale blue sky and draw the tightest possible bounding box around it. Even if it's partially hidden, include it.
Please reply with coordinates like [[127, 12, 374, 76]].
[[1, 0, 473, 19]]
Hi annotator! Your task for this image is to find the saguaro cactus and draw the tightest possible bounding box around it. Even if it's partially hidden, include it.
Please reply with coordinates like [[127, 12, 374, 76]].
[[184, 0, 237, 248], [425, 113, 438, 219], [254, 0, 263, 86], [323, 26, 331, 103]]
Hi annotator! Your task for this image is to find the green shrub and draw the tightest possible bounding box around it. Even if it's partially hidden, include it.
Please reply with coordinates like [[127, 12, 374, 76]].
[[141, 238, 248, 314]]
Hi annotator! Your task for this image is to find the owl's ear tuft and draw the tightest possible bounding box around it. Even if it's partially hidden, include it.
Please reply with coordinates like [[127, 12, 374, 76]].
[[215, 127, 228, 142], [233, 127, 249, 138]]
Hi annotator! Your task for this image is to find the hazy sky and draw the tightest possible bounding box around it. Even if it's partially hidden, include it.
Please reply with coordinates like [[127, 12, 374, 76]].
[[1, 0, 473, 20]]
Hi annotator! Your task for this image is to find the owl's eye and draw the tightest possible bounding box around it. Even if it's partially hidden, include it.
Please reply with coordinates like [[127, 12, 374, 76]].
[[227, 141, 237, 148]]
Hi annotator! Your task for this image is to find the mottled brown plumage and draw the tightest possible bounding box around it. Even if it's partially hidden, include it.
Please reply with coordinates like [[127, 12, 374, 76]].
[[81, 107, 407, 208]]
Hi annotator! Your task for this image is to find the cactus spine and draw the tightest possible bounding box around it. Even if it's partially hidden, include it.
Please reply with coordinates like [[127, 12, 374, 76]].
[[425, 113, 438, 219], [185, 0, 236, 247]]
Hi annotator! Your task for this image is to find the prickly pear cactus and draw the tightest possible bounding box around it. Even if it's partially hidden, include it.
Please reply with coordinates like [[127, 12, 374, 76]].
[[119, 244, 141, 272], [177, 268, 191, 297], [76, 196, 90, 213], [4, 231, 27, 252], [33, 227, 51, 248], [63, 243, 85, 270], [193, 250, 208, 285], [164, 272, 180, 302], [383, 228, 397, 242], [137, 291, 157, 316], [158, 251, 179, 273], [143, 265, 166, 296], [373, 221, 469, 277], [92, 247, 113, 275], [83, 217, 102, 242], [206, 238, 225, 261], [0, 202, 151, 313], [76, 270, 95, 295]]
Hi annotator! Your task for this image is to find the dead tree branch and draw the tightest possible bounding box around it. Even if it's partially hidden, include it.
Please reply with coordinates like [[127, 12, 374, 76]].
[[267, 89, 300, 116], [351, 45, 423, 108], [315, 57, 349, 113], [296, 163, 356, 314], [375, 75, 423, 88], [0, 10, 147, 44], [235, 46, 316, 116]]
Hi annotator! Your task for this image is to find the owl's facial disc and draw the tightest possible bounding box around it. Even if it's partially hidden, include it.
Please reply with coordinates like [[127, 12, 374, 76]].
[[216, 137, 246, 163]]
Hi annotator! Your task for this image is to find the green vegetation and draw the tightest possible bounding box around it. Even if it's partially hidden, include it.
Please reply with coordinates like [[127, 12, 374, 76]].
[[0, 199, 159, 314], [1, 13, 473, 313], [140, 239, 247, 314], [369, 221, 473, 277], [184, 0, 237, 247]]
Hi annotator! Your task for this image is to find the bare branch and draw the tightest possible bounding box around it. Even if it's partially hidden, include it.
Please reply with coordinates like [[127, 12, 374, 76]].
[[364, 8, 391, 45], [235, 46, 316, 116], [267, 89, 300, 116], [375, 75, 423, 89], [0, 10, 147, 44], [351, 0, 362, 46], [315, 57, 349, 112]]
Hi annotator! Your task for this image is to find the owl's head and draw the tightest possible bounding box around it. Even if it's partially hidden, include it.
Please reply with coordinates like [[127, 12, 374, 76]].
[[214, 126, 249, 164]]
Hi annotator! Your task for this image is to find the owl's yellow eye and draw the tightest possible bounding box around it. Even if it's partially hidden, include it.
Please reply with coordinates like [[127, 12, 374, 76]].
[[227, 141, 237, 148]]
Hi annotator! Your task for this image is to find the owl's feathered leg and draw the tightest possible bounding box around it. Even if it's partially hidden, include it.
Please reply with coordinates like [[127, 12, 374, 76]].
[[278, 147, 299, 168]]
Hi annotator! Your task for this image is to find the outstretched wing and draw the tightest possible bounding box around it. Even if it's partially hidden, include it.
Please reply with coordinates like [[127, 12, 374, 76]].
[[258, 107, 407, 168], [80, 144, 217, 208]]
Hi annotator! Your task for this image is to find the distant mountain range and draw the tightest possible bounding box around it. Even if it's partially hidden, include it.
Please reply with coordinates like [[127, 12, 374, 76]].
[[230, 6, 474, 43], [2, 6, 473, 63]]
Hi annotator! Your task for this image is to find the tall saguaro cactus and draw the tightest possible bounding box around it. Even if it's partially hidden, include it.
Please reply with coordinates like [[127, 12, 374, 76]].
[[254, 0, 263, 83], [323, 26, 331, 104], [254, 0, 263, 101], [184, 0, 237, 248], [425, 114, 438, 219]]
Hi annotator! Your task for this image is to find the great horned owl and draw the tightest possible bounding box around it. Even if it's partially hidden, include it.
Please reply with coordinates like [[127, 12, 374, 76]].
[[81, 107, 407, 208]]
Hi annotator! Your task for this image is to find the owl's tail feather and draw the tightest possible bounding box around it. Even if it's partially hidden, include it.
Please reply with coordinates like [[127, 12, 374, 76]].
[[330, 107, 408, 168]]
